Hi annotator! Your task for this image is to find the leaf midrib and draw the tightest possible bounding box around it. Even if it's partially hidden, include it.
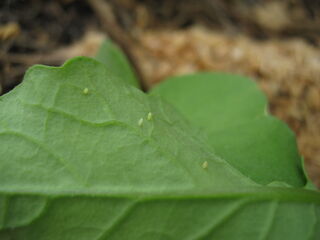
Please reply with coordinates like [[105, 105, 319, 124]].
[[0, 187, 319, 204]]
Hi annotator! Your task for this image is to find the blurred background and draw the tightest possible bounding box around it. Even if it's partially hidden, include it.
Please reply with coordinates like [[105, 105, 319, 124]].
[[0, 0, 319, 186]]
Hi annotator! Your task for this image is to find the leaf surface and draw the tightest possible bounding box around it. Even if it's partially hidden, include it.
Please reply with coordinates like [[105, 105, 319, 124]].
[[150, 73, 306, 187], [0, 189, 320, 240], [95, 40, 140, 88]]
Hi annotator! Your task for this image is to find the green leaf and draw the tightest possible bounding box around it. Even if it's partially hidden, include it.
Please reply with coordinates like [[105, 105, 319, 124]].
[[0, 58, 319, 239], [95, 39, 140, 88], [0, 58, 256, 194], [0, 189, 320, 240], [150, 73, 306, 187]]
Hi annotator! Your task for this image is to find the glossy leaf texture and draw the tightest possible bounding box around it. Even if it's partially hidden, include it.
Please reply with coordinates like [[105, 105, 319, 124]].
[[0, 58, 319, 240], [150, 73, 306, 187], [95, 39, 140, 88]]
